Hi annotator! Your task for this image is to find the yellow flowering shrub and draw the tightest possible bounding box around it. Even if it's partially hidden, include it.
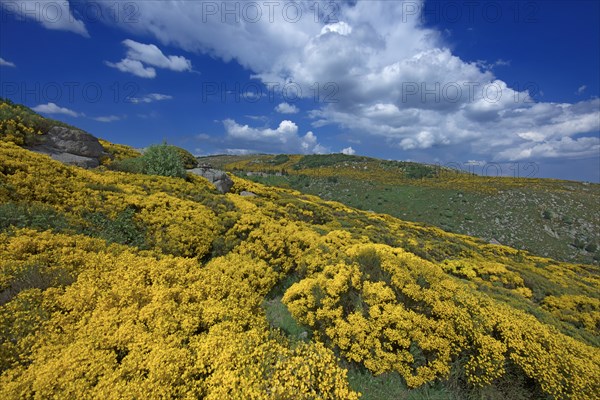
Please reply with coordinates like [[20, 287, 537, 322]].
[[0, 231, 358, 399], [132, 192, 218, 258], [284, 244, 600, 397], [0, 118, 42, 146], [441, 259, 531, 297], [542, 295, 600, 335], [98, 139, 141, 164], [1, 133, 599, 399]]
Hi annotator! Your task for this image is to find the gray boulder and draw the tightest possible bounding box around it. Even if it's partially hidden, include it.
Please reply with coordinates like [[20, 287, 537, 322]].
[[188, 167, 234, 194], [240, 191, 257, 197], [28, 126, 108, 168], [41, 126, 106, 158], [48, 152, 100, 168]]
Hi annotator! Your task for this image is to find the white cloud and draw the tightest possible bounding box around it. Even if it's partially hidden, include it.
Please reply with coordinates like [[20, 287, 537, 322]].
[[129, 93, 173, 103], [341, 146, 356, 155], [93, 115, 122, 123], [223, 119, 326, 154], [32, 103, 80, 117], [0, 57, 16, 67], [106, 39, 192, 78], [105, 59, 156, 78], [577, 85, 587, 95], [465, 160, 484, 166], [275, 102, 300, 114], [496, 136, 600, 161], [320, 22, 353, 37], [97, 1, 600, 162], [226, 148, 257, 155], [1, 0, 88, 37], [517, 131, 546, 142], [245, 115, 269, 122], [476, 59, 511, 70], [121, 39, 192, 71]]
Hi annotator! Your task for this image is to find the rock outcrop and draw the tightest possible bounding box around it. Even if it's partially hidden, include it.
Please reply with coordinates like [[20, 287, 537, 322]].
[[188, 166, 234, 194], [28, 126, 108, 168]]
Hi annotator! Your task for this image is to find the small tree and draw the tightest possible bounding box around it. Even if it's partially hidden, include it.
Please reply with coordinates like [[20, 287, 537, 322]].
[[143, 143, 186, 178]]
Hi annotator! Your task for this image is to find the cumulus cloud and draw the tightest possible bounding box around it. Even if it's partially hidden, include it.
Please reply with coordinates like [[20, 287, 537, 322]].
[[0, 57, 16, 67], [577, 85, 587, 95], [275, 102, 300, 114], [32, 103, 80, 117], [223, 119, 327, 154], [129, 93, 173, 103], [106, 40, 192, 78], [1, 0, 88, 36], [97, 1, 600, 162], [341, 146, 356, 155], [105, 59, 156, 78]]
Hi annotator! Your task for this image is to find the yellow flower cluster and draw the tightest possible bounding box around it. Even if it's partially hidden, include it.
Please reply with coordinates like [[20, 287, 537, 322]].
[[284, 244, 600, 397], [0, 230, 358, 398], [0, 117, 41, 146], [542, 294, 600, 334], [441, 259, 533, 298], [98, 139, 141, 164], [0, 141, 219, 259], [1, 139, 599, 399]]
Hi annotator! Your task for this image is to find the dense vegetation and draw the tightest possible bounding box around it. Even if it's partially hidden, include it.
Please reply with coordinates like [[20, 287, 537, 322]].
[[1, 103, 599, 399], [0, 99, 77, 146], [203, 154, 600, 265], [109, 143, 189, 178]]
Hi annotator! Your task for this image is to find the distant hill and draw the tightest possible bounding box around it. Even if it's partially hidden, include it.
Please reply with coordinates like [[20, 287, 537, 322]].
[[1, 100, 599, 399], [199, 154, 600, 266]]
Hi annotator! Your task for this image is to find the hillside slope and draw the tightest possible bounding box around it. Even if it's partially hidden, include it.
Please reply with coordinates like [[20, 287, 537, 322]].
[[1, 104, 599, 399], [200, 154, 600, 265]]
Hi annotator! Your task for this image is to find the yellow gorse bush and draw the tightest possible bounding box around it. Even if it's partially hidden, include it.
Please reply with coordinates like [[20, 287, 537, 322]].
[[0, 230, 358, 399], [283, 244, 600, 398], [1, 139, 599, 399]]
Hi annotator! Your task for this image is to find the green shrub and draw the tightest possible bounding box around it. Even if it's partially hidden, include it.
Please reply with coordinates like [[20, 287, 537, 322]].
[[404, 163, 437, 179], [110, 144, 188, 178], [170, 146, 198, 169], [270, 154, 290, 165], [143, 144, 187, 178], [82, 208, 148, 248], [109, 157, 146, 174], [0, 202, 69, 232]]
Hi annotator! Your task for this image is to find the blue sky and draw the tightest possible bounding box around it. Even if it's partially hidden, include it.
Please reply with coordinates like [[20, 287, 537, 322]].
[[1, 0, 599, 181]]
